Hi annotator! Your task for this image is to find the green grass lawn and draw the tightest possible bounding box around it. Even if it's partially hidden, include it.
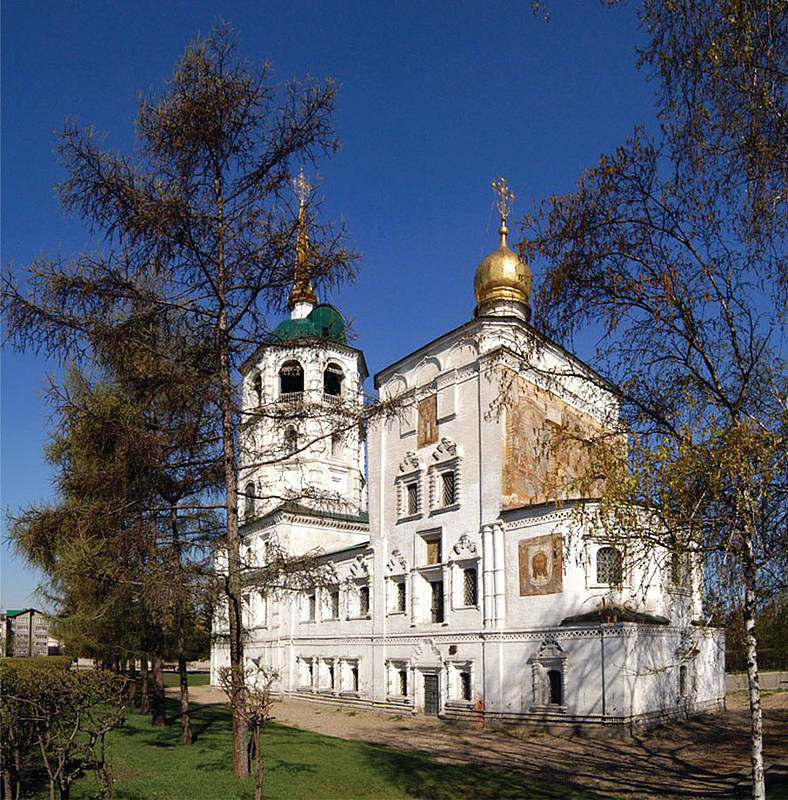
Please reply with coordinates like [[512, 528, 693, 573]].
[[68, 700, 603, 800], [161, 671, 211, 688]]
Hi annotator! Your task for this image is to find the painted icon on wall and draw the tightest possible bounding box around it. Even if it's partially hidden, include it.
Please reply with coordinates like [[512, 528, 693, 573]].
[[519, 534, 563, 595]]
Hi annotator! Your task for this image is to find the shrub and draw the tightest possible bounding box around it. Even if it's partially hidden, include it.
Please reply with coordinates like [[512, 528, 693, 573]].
[[0, 667, 126, 799]]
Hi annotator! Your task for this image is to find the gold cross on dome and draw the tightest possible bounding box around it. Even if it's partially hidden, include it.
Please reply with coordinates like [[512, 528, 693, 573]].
[[491, 176, 515, 223], [293, 166, 311, 205]]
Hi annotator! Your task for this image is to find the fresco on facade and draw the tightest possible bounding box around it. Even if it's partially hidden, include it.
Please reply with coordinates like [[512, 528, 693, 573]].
[[417, 395, 438, 447], [518, 534, 563, 595], [502, 372, 611, 510]]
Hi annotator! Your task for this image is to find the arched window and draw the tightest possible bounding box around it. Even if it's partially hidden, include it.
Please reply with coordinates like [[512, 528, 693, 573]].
[[323, 362, 344, 400], [596, 546, 623, 585], [244, 481, 255, 518], [330, 432, 343, 458], [284, 425, 298, 454], [547, 669, 563, 704], [279, 361, 304, 398], [251, 371, 262, 406]]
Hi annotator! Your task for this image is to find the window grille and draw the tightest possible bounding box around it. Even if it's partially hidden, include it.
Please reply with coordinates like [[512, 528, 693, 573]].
[[406, 482, 418, 515], [396, 581, 406, 612], [441, 471, 456, 506], [596, 546, 623, 584], [430, 580, 444, 623], [463, 567, 477, 606]]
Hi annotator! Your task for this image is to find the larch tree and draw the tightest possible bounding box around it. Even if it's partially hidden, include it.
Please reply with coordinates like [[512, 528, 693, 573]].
[[522, 2, 786, 798], [3, 26, 356, 775]]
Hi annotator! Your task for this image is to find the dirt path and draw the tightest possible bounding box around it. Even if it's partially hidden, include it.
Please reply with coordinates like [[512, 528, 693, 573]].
[[168, 685, 788, 799]]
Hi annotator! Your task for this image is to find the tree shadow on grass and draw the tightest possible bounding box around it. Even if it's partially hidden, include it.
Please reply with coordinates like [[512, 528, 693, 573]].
[[358, 744, 604, 800]]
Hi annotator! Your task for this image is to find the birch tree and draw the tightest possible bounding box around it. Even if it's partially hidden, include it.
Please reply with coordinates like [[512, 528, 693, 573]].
[[523, 3, 786, 798]]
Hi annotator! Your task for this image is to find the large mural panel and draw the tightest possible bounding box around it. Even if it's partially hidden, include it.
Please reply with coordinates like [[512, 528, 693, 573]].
[[502, 372, 613, 510]]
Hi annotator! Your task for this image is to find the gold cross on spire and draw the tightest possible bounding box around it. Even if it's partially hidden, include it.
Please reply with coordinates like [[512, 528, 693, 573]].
[[491, 176, 515, 224], [293, 166, 311, 206]]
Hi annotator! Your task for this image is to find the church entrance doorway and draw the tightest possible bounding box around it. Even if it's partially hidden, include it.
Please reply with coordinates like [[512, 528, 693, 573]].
[[423, 673, 439, 716]]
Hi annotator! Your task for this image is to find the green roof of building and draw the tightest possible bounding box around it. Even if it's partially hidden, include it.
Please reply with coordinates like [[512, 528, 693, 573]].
[[269, 304, 347, 345]]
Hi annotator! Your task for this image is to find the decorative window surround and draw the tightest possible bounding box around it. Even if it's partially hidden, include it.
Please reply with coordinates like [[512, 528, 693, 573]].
[[428, 438, 462, 515], [528, 637, 568, 713], [449, 534, 480, 610], [445, 660, 474, 706], [386, 660, 412, 702], [395, 452, 423, 521]]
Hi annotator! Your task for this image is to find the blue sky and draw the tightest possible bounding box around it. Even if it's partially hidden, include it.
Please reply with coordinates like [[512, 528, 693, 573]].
[[1, 0, 656, 609]]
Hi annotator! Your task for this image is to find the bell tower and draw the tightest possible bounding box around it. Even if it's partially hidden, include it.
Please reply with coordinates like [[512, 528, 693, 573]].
[[238, 170, 368, 527]]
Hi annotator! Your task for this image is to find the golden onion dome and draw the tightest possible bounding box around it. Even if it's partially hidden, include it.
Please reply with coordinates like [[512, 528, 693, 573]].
[[473, 222, 532, 318]]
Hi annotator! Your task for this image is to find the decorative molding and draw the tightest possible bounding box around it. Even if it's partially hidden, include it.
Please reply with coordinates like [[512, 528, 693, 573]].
[[398, 451, 422, 474], [412, 637, 442, 666], [386, 549, 408, 574], [451, 533, 479, 558], [348, 554, 370, 579], [431, 437, 458, 462]]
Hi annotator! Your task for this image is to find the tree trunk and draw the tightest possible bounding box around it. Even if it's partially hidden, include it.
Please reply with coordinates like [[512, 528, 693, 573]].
[[128, 661, 137, 708], [170, 506, 192, 745], [150, 649, 166, 727], [2, 767, 13, 800], [139, 656, 150, 715], [178, 647, 192, 744], [253, 724, 263, 800], [743, 537, 765, 800], [214, 169, 249, 778]]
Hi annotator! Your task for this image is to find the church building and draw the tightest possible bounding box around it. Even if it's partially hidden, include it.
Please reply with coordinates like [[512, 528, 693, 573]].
[[211, 178, 725, 727]]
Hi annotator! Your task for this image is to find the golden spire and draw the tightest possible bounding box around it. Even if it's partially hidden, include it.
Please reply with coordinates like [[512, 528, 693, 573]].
[[288, 166, 318, 313], [491, 176, 515, 246], [473, 176, 532, 321]]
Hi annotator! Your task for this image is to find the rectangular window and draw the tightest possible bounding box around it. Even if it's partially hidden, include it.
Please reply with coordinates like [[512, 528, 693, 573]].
[[430, 580, 444, 623], [398, 668, 408, 696], [460, 671, 472, 701], [463, 567, 477, 606], [350, 663, 359, 692], [359, 585, 370, 617], [307, 592, 316, 621], [406, 482, 418, 515], [396, 581, 406, 612], [328, 661, 335, 690], [329, 588, 340, 619], [426, 538, 442, 565], [441, 471, 456, 506]]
